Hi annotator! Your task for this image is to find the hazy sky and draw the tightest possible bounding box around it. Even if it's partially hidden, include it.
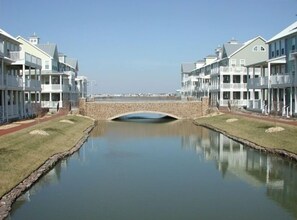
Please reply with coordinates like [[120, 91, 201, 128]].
[[0, 0, 297, 94]]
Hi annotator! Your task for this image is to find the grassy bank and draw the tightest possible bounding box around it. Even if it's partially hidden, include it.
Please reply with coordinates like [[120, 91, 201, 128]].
[[196, 114, 297, 154], [0, 115, 93, 198]]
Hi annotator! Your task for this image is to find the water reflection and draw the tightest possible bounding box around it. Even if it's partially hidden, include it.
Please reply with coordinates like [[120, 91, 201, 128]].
[[9, 120, 297, 219]]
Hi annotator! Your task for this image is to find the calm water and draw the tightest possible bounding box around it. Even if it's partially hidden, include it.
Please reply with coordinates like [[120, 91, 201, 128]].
[[8, 120, 297, 219]]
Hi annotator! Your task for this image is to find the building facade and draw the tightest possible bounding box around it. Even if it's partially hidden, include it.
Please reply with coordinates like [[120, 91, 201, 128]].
[[247, 21, 297, 117], [181, 37, 267, 108], [0, 29, 41, 123]]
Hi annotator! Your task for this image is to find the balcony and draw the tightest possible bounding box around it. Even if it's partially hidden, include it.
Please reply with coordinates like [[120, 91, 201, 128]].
[[9, 51, 42, 67], [41, 101, 63, 109], [270, 74, 292, 87], [24, 79, 41, 91], [219, 66, 247, 74], [248, 77, 269, 89], [221, 83, 247, 90], [41, 84, 70, 92], [6, 74, 23, 89]]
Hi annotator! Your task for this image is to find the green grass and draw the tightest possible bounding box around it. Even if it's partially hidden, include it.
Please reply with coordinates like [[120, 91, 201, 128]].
[[0, 115, 93, 198], [196, 114, 297, 154]]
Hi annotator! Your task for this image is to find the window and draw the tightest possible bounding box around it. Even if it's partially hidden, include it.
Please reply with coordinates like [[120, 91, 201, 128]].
[[243, 92, 247, 99], [233, 75, 240, 83], [255, 92, 259, 99], [240, 59, 245, 66], [223, 92, 230, 100], [243, 75, 247, 83], [292, 38, 296, 51], [253, 46, 258, 51], [233, 92, 240, 100], [230, 59, 236, 66], [223, 75, 230, 83], [261, 46, 265, 51], [45, 60, 49, 70]]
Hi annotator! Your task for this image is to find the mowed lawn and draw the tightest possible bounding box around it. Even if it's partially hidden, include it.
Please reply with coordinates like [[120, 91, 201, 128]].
[[0, 115, 93, 198], [196, 114, 297, 154]]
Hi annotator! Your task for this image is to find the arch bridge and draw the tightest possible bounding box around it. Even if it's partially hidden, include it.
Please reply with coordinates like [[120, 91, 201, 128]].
[[79, 98, 209, 120]]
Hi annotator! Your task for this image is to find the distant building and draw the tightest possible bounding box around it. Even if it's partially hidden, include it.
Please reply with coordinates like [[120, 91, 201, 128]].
[[180, 62, 196, 99]]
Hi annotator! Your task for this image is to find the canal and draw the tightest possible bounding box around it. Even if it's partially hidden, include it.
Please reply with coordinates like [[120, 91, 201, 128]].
[[8, 119, 297, 219]]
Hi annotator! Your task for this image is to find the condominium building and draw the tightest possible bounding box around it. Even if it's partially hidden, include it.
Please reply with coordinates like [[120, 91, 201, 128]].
[[247, 21, 297, 117], [180, 62, 196, 99], [17, 34, 86, 112], [208, 37, 267, 108], [0, 29, 42, 123], [181, 37, 267, 108]]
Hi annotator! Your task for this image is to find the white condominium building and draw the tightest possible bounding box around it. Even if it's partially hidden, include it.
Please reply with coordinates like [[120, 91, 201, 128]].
[[0, 29, 42, 123]]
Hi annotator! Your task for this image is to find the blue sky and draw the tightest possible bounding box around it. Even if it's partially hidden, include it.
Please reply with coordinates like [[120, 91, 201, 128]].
[[0, 0, 297, 94]]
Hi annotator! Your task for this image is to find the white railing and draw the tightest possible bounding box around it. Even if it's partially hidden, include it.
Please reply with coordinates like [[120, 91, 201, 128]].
[[219, 66, 247, 74], [41, 101, 63, 109], [248, 99, 262, 110], [41, 84, 69, 92], [209, 84, 220, 90], [221, 83, 247, 89]]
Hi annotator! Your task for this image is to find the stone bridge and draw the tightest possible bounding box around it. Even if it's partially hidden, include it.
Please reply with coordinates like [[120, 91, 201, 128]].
[[79, 98, 209, 120]]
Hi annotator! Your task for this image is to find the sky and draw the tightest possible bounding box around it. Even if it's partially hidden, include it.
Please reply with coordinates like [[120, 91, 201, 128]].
[[0, 0, 297, 94]]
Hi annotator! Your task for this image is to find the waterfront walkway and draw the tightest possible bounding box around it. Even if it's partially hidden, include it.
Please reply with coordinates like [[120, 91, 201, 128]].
[[0, 112, 66, 136], [219, 108, 297, 127]]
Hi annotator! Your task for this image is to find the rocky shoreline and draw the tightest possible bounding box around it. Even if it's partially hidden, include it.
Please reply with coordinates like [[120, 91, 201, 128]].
[[0, 123, 95, 220], [194, 121, 297, 162]]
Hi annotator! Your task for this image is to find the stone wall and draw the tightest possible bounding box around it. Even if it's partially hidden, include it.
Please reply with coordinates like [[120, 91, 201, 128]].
[[79, 97, 209, 120]]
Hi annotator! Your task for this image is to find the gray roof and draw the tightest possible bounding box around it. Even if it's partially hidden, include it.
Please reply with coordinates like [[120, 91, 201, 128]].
[[181, 63, 195, 73], [66, 57, 78, 70], [37, 44, 57, 58], [223, 42, 244, 58], [267, 21, 297, 43]]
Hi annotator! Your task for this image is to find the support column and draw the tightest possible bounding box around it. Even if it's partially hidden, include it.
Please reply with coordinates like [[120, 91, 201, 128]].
[[290, 87, 293, 116], [267, 62, 271, 113], [277, 88, 280, 112], [5, 90, 8, 122], [16, 90, 19, 117]]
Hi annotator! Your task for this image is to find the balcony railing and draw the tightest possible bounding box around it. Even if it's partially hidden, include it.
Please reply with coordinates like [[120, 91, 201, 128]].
[[6, 74, 23, 88], [25, 79, 41, 90], [219, 66, 247, 74], [221, 83, 247, 89], [247, 100, 262, 110], [41, 101, 63, 109], [9, 51, 42, 66], [41, 84, 70, 92], [270, 74, 292, 86], [248, 77, 269, 88]]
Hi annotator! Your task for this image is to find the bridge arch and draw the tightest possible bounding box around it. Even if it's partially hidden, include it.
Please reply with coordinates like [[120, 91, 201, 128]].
[[108, 111, 180, 120]]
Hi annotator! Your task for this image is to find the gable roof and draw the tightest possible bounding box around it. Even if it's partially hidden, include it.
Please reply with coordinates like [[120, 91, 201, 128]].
[[229, 36, 267, 57], [181, 63, 195, 73], [223, 42, 244, 58], [267, 21, 297, 43], [37, 44, 58, 58], [0, 29, 20, 44], [16, 36, 52, 58], [66, 57, 78, 70]]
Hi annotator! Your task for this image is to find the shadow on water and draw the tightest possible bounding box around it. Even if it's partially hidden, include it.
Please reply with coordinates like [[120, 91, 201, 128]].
[[112, 113, 176, 123]]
